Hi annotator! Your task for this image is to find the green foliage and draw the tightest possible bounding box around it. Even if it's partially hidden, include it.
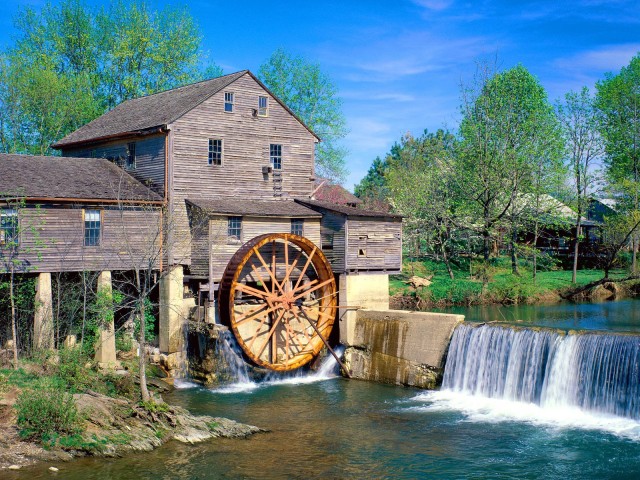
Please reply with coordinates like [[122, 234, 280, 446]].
[[258, 48, 348, 183], [0, 0, 219, 155], [15, 384, 80, 441], [134, 298, 156, 342], [55, 347, 92, 393], [139, 400, 169, 413]]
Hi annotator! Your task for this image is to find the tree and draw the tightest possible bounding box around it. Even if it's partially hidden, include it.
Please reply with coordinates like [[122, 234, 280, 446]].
[[386, 130, 460, 278], [259, 48, 348, 183], [0, 0, 220, 155], [596, 53, 640, 273], [354, 156, 391, 210], [556, 88, 603, 283], [457, 63, 561, 268]]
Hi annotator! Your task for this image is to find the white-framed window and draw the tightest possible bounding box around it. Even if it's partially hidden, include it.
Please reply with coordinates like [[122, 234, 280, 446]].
[[258, 96, 268, 116], [0, 208, 18, 245], [290, 219, 304, 236], [209, 139, 223, 165], [270, 144, 282, 170], [126, 142, 136, 170], [228, 216, 242, 242], [224, 92, 234, 112], [84, 209, 101, 246]]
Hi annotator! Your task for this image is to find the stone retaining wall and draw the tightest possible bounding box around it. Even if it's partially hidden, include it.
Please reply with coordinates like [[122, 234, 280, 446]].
[[343, 310, 464, 389]]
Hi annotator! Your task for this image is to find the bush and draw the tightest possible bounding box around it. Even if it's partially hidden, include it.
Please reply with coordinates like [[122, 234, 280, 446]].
[[56, 347, 92, 393], [15, 385, 80, 441]]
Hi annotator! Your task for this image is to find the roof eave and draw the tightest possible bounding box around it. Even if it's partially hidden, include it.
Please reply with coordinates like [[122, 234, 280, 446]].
[[51, 125, 168, 150]]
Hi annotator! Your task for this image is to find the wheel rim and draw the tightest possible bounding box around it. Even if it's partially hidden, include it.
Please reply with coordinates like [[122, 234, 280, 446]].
[[218, 233, 337, 371]]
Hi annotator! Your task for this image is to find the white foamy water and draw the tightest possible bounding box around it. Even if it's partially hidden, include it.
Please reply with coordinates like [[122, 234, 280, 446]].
[[209, 345, 345, 394], [173, 379, 200, 390], [408, 389, 640, 440], [406, 323, 640, 440]]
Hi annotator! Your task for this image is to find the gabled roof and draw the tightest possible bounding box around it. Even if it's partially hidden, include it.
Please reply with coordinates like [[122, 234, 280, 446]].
[[52, 70, 319, 149], [295, 199, 402, 219], [186, 198, 321, 218], [0, 154, 162, 203]]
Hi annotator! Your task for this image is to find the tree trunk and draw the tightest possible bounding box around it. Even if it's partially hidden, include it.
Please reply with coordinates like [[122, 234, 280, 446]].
[[138, 297, 150, 402], [510, 226, 519, 276], [136, 270, 150, 403], [81, 272, 87, 348], [442, 243, 454, 280], [10, 267, 18, 369], [572, 217, 582, 284], [632, 236, 638, 275], [532, 219, 539, 281]]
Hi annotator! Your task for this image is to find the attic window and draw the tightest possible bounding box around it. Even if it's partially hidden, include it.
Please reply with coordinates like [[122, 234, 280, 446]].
[[258, 96, 268, 116], [126, 142, 136, 170], [224, 92, 234, 112]]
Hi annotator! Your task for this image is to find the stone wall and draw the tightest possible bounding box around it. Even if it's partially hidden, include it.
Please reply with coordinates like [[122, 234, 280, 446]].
[[343, 309, 464, 389]]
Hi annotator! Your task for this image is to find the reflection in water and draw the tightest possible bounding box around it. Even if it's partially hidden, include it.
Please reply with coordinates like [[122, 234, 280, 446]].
[[443, 298, 640, 332]]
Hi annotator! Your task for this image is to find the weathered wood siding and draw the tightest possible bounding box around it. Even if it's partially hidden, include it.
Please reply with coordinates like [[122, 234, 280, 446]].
[[318, 211, 347, 273], [2, 206, 161, 273], [345, 218, 402, 273], [61, 134, 166, 197], [196, 216, 321, 281], [169, 73, 317, 266]]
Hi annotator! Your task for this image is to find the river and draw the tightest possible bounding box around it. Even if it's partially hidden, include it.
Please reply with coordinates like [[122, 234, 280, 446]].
[[12, 299, 640, 479]]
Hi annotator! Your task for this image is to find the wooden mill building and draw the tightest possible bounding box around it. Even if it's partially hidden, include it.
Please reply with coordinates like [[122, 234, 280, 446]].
[[1, 70, 402, 358]]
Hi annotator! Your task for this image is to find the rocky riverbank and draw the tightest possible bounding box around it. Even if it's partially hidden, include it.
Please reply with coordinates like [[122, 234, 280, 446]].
[[0, 384, 262, 472]]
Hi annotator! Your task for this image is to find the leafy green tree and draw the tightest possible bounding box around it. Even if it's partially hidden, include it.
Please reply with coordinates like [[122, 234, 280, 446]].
[[596, 53, 640, 273], [354, 156, 390, 209], [0, 0, 220, 155], [386, 130, 460, 278], [259, 48, 348, 183], [556, 88, 603, 283], [457, 63, 561, 268]]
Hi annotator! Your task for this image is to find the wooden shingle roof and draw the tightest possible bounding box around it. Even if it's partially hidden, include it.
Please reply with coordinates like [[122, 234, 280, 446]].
[[53, 70, 320, 149], [187, 198, 321, 218], [295, 199, 402, 219], [52, 71, 247, 148], [0, 154, 162, 203]]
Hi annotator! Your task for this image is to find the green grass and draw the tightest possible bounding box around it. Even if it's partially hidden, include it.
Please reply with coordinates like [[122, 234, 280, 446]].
[[391, 258, 627, 306]]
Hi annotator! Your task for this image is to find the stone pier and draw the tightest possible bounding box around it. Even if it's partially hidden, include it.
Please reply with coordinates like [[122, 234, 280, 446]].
[[343, 310, 464, 389], [159, 265, 186, 354], [338, 273, 390, 346], [94, 271, 117, 365], [33, 272, 54, 350]]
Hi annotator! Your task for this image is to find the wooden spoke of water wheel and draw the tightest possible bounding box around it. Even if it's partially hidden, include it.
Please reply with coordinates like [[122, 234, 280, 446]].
[[218, 233, 337, 371]]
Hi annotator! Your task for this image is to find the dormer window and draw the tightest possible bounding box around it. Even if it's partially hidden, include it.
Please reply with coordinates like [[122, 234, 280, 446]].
[[126, 142, 136, 170], [258, 96, 268, 116], [225, 92, 234, 112]]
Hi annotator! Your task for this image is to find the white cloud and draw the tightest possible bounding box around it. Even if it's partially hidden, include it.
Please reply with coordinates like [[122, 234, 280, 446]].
[[554, 44, 640, 73]]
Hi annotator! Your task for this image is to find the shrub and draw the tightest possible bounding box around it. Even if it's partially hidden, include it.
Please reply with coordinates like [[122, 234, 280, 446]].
[[56, 347, 92, 393], [15, 386, 80, 441]]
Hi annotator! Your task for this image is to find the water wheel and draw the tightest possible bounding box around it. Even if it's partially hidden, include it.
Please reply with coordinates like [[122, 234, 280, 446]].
[[218, 233, 337, 371]]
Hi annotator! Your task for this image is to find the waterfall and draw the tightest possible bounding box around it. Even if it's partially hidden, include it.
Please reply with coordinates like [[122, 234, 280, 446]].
[[215, 329, 253, 385], [443, 323, 640, 420]]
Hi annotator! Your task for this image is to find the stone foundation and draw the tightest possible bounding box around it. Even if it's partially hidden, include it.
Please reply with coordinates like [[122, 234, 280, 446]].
[[343, 309, 464, 389]]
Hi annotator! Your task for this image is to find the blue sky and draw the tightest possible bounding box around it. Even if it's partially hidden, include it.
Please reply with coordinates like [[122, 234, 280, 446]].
[[1, 0, 639, 191]]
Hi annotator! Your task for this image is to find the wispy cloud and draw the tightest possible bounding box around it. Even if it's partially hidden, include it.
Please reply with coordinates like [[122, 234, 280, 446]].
[[412, 0, 454, 11], [554, 44, 640, 73]]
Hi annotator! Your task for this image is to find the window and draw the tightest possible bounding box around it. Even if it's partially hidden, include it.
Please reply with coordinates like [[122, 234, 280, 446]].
[[321, 233, 334, 250], [228, 216, 242, 241], [258, 96, 268, 116], [224, 92, 234, 112], [126, 142, 136, 170], [291, 219, 304, 236], [0, 209, 18, 244], [209, 139, 223, 165], [84, 210, 101, 246], [270, 144, 282, 170]]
